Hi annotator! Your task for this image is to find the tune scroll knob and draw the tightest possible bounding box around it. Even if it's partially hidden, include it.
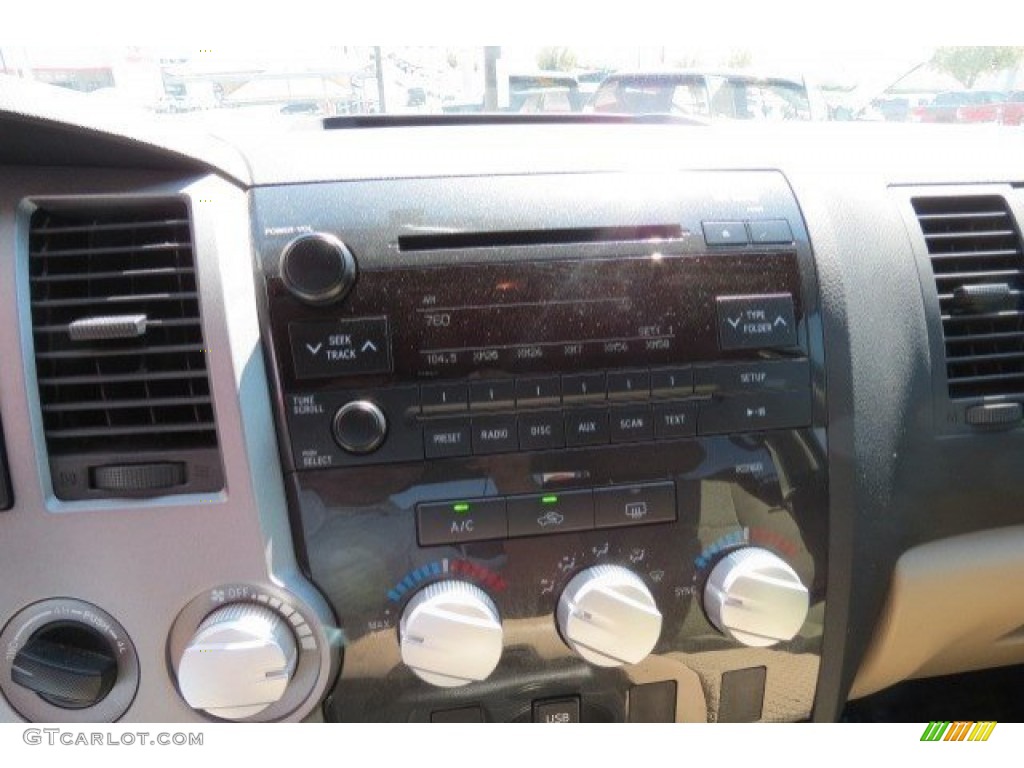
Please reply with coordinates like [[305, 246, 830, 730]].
[[177, 603, 298, 720], [280, 233, 357, 305], [332, 400, 388, 454], [703, 547, 809, 648], [557, 565, 663, 667], [399, 581, 503, 688]]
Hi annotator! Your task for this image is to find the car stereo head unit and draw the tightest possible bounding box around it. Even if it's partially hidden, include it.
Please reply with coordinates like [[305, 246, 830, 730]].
[[252, 169, 828, 723]]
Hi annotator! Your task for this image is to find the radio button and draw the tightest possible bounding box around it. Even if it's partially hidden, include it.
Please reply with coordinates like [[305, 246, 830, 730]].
[[607, 370, 650, 401], [653, 402, 697, 439], [424, 420, 472, 458], [694, 359, 810, 395], [515, 376, 561, 407], [562, 372, 606, 404], [518, 411, 565, 451], [471, 415, 518, 455], [609, 404, 654, 443], [289, 317, 392, 379], [417, 498, 507, 546], [469, 380, 515, 410], [650, 368, 693, 398], [699, 391, 812, 435], [507, 490, 594, 538], [717, 294, 798, 351], [421, 383, 469, 413], [594, 482, 677, 529], [564, 408, 610, 447]]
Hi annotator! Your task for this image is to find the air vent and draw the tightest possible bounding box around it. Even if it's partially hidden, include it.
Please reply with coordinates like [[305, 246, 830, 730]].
[[913, 195, 1024, 401], [28, 200, 224, 500]]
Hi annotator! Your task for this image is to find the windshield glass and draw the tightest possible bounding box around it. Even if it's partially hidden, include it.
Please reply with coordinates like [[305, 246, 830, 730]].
[[2, 45, 1022, 130]]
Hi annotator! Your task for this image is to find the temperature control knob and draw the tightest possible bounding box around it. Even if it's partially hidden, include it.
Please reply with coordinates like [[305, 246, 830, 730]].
[[557, 565, 663, 667], [399, 581, 503, 688], [703, 547, 809, 648], [177, 603, 298, 720]]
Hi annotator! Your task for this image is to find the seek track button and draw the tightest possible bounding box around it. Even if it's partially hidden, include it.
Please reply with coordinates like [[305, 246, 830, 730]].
[[289, 317, 392, 379]]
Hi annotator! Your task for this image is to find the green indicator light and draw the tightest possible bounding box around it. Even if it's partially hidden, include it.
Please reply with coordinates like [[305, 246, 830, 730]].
[[452, 503, 470, 514], [541, 495, 559, 505]]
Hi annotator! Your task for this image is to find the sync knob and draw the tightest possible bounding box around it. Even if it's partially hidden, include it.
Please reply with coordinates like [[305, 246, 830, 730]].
[[177, 603, 298, 720], [703, 547, 809, 648], [557, 565, 663, 667], [399, 581, 503, 688]]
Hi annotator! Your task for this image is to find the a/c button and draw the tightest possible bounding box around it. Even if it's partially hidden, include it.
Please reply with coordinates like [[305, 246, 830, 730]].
[[416, 498, 507, 546]]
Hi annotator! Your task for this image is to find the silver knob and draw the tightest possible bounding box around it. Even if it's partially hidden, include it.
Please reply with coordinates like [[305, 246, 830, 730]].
[[177, 603, 297, 720], [399, 581, 503, 688], [556, 565, 663, 667], [703, 547, 809, 648]]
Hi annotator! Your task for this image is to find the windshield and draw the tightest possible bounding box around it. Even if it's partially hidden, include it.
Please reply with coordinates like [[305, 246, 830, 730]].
[[2, 46, 1023, 129]]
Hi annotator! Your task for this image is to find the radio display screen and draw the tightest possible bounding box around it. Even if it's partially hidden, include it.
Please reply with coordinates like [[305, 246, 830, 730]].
[[374, 253, 802, 378]]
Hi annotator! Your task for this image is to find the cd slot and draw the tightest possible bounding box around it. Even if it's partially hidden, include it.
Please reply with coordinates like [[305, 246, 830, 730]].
[[398, 225, 684, 252]]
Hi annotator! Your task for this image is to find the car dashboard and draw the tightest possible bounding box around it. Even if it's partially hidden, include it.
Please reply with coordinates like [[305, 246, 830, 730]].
[[2, 93, 1024, 723]]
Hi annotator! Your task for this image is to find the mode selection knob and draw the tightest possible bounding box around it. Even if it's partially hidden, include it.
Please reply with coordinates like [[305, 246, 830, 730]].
[[280, 233, 357, 305], [332, 400, 388, 454], [556, 565, 663, 667], [399, 581, 503, 688], [703, 547, 809, 648], [11, 623, 118, 709], [177, 603, 298, 720]]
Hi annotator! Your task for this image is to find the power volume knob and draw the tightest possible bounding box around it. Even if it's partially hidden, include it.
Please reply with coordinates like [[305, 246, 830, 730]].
[[399, 581, 503, 688], [557, 565, 663, 667], [177, 603, 298, 720], [280, 233, 357, 305], [703, 547, 809, 648]]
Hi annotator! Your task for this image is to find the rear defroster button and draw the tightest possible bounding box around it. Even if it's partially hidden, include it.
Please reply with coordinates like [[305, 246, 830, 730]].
[[332, 401, 388, 454]]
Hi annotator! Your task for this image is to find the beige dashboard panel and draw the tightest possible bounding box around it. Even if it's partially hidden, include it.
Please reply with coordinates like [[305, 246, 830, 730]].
[[851, 526, 1024, 699]]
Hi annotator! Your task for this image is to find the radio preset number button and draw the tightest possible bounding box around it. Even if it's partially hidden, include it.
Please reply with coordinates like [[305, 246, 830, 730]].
[[515, 376, 561, 407], [562, 372, 606, 403], [607, 370, 651, 400], [421, 383, 469, 413], [469, 379, 515, 410]]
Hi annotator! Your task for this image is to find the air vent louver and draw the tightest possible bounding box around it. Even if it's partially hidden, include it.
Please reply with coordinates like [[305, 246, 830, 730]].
[[28, 200, 223, 499], [914, 195, 1024, 401]]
